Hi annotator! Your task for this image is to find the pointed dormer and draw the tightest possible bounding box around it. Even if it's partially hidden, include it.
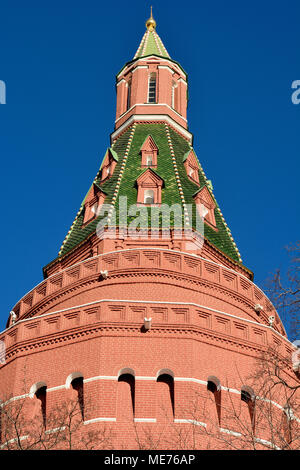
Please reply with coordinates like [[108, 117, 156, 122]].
[[136, 168, 164, 206], [100, 148, 118, 182], [114, 9, 188, 138], [183, 150, 200, 185], [82, 184, 106, 226], [140, 135, 158, 168], [193, 186, 217, 230]]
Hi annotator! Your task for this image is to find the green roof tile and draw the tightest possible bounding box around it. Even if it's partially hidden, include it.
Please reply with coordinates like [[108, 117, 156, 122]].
[[57, 123, 243, 266], [134, 30, 170, 59]]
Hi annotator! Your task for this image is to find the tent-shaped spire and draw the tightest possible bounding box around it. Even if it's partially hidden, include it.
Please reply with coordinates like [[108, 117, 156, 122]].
[[133, 8, 170, 59], [45, 12, 248, 276]]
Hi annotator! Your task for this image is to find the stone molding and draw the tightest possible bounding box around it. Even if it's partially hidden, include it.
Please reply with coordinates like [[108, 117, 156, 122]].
[[1, 299, 293, 367], [8, 249, 284, 334]]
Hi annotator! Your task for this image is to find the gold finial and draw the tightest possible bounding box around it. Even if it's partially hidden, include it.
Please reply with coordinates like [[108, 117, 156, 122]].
[[146, 6, 156, 31]]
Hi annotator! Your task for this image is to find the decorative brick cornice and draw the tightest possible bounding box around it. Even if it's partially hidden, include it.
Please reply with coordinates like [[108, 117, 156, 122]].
[[111, 117, 192, 144], [8, 249, 284, 336], [2, 298, 293, 370], [1, 322, 268, 364]]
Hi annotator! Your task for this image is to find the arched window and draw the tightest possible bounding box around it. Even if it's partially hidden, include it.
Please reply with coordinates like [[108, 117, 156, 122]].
[[156, 371, 174, 420], [241, 385, 256, 431], [148, 73, 156, 103], [71, 376, 84, 420], [241, 385, 255, 404], [117, 369, 135, 422], [207, 376, 221, 394], [34, 384, 47, 428], [207, 376, 221, 424], [144, 189, 154, 205]]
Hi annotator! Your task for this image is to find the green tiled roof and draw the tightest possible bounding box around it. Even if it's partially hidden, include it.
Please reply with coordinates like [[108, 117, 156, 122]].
[[183, 150, 191, 163], [168, 127, 241, 261], [56, 123, 243, 266], [57, 128, 133, 257], [117, 28, 186, 79], [108, 147, 118, 162], [134, 30, 170, 59], [115, 124, 181, 211]]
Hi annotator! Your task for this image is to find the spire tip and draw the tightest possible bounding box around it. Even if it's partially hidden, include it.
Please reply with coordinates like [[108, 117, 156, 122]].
[[146, 7, 156, 31]]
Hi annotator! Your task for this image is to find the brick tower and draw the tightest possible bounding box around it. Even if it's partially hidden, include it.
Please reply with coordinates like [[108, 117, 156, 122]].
[[0, 11, 298, 450]]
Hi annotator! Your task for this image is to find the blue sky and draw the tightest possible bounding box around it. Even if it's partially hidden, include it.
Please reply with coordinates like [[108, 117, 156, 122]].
[[0, 0, 299, 335]]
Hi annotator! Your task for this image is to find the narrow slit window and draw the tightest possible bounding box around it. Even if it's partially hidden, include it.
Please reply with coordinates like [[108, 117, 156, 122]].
[[241, 385, 256, 432], [148, 73, 156, 103], [117, 373, 135, 421], [157, 373, 175, 420], [172, 82, 177, 109], [71, 376, 84, 420], [207, 376, 222, 425], [35, 385, 47, 428], [127, 82, 131, 110], [172, 84, 175, 109]]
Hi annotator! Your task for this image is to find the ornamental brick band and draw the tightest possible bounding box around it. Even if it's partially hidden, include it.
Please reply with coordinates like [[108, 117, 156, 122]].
[[7, 249, 282, 333]]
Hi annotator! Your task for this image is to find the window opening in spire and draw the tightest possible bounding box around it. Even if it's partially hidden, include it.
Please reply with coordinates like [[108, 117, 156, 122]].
[[127, 82, 131, 110], [148, 73, 157, 103]]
